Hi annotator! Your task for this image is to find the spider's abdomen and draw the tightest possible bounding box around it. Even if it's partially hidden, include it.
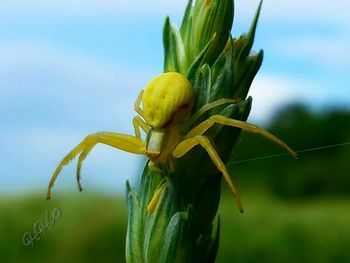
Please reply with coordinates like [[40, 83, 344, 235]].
[[142, 72, 194, 128]]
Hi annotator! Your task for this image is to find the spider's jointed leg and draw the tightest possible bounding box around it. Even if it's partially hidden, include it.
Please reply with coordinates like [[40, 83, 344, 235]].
[[133, 116, 149, 139], [47, 132, 145, 199], [172, 135, 244, 213], [77, 144, 94, 191], [147, 181, 168, 214], [186, 115, 297, 158], [186, 98, 240, 129], [134, 90, 145, 118]]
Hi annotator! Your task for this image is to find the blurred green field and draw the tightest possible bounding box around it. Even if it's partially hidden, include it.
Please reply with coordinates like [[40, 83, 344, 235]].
[[0, 193, 127, 263], [218, 191, 350, 263], [1, 192, 350, 262]]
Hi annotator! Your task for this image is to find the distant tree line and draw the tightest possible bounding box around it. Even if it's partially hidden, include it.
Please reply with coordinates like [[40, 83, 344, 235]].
[[229, 104, 350, 199]]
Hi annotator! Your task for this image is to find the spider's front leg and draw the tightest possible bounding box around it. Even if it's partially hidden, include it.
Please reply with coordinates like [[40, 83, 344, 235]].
[[186, 115, 298, 158], [132, 90, 149, 139], [134, 90, 145, 118], [47, 132, 145, 199], [172, 135, 244, 213], [133, 116, 149, 139]]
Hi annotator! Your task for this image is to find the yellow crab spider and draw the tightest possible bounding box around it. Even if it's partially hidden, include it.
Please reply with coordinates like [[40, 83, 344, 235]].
[[47, 72, 297, 213]]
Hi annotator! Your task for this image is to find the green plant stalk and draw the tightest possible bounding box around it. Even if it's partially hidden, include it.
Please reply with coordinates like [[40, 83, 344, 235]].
[[126, 0, 263, 262]]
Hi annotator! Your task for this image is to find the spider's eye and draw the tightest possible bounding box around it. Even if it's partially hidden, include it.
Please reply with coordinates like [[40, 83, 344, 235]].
[[142, 72, 194, 128]]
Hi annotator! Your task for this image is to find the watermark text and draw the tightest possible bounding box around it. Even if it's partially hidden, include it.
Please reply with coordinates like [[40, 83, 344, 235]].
[[22, 208, 61, 247]]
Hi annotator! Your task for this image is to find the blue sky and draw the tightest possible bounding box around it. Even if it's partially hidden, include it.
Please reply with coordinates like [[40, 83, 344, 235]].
[[0, 0, 349, 195]]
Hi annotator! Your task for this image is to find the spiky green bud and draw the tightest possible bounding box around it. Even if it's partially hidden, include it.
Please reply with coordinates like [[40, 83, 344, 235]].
[[126, 1, 263, 262]]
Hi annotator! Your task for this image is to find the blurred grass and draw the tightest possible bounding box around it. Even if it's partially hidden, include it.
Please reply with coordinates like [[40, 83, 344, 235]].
[[0, 193, 127, 263], [1, 191, 350, 262], [218, 190, 350, 263]]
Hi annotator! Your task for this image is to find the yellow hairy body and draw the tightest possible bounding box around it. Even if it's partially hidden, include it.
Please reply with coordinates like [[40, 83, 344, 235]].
[[142, 72, 194, 129]]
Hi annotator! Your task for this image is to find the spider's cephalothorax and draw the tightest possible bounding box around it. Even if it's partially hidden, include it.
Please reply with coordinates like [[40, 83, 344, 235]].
[[142, 72, 194, 129], [141, 72, 193, 164], [47, 72, 297, 213]]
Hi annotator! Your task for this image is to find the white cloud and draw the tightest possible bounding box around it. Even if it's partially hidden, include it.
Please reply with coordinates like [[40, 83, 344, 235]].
[[248, 73, 350, 124], [271, 36, 350, 71], [0, 41, 155, 130], [248, 75, 307, 124]]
